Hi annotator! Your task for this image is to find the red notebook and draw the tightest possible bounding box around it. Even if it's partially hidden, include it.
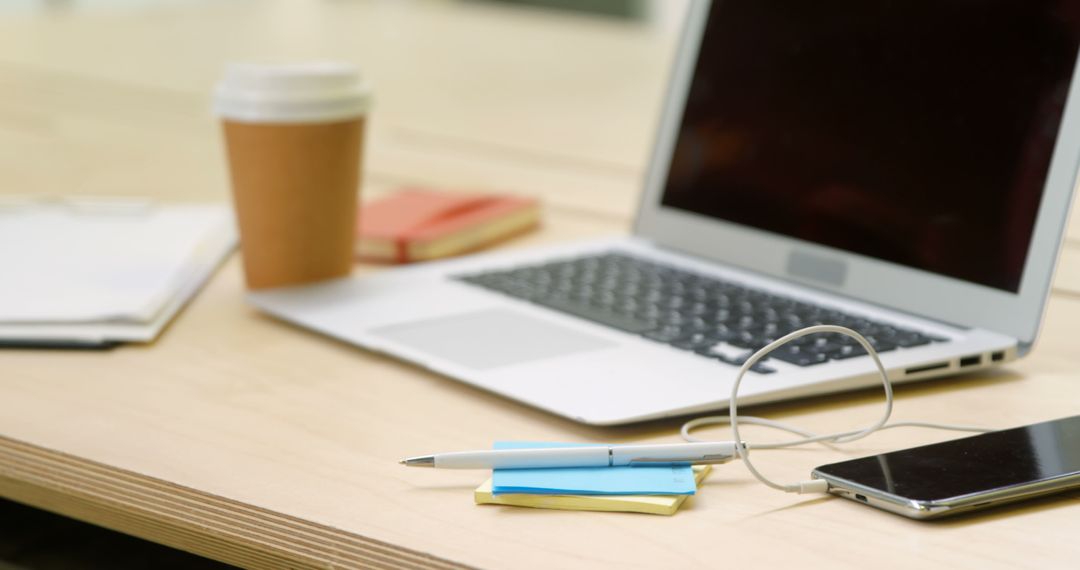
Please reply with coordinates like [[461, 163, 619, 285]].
[[356, 189, 541, 263]]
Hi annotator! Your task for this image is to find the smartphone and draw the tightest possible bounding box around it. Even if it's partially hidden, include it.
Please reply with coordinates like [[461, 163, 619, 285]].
[[811, 415, 1080, 519]]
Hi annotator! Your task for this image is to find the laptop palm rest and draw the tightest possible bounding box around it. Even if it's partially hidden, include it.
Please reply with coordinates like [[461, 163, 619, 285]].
[[369, 308, 616, 370]]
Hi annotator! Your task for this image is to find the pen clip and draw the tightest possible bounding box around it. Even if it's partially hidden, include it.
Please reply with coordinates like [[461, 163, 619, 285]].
[[625, 442, 748, 466], [627, 453, 736, 466]]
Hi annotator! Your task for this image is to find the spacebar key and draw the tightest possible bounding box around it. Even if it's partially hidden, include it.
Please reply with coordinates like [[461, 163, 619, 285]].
[[535, 298, 654, 334]]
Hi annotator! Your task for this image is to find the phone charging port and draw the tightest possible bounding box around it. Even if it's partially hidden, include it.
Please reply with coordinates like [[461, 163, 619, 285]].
[[854, 494, 868, 503]]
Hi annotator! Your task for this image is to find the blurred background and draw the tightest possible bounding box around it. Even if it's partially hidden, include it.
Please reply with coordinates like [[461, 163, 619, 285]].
[[0, 0, 688, 219]]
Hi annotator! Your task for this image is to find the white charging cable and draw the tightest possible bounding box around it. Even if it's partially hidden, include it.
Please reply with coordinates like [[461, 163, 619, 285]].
[[679, 325, 994, 494]]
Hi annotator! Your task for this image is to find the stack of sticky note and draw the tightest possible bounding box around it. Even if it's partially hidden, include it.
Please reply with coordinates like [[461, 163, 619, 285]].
[[474, 442, 710, 516]]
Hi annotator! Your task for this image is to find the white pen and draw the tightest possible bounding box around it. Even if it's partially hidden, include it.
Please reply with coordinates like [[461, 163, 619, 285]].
[[399, 441, 745, 469]]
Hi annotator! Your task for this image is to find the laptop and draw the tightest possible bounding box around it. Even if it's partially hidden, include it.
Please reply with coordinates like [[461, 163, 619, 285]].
[[250, 0, 1080, 425]]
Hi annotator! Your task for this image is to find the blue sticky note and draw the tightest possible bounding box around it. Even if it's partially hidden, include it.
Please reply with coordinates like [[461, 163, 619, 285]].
[[490, 442, 696, 496]]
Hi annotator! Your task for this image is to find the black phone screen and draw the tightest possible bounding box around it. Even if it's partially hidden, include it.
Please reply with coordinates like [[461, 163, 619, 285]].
[[815, 415, 1080, 501]]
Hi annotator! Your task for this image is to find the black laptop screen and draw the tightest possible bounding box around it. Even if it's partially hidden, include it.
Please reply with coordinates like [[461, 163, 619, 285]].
[[661, 1, 1080, 292]]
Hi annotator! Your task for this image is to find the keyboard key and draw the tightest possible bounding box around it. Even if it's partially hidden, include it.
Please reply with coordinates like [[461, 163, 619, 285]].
[[536, 297, 654, 334], [642, 326, 685, 344], [693, 347, 776, 374], [833, 345, 868, 360], [669, 332, 718, 351]]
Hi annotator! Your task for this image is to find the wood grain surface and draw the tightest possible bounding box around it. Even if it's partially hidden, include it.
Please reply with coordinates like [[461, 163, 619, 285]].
[[2, 1, 1079, 569]]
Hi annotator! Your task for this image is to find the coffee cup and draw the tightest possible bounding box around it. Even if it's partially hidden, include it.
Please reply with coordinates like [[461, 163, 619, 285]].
[[214, 62, 371, 289]]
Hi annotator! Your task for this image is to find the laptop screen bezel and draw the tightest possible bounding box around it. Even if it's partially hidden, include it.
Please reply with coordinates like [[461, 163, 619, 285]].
[[634, 0, 1079, 345]]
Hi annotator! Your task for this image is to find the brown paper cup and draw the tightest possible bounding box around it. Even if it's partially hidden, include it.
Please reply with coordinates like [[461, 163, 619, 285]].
[[223, 118, 363, 289], [215, 62, 370, 290]]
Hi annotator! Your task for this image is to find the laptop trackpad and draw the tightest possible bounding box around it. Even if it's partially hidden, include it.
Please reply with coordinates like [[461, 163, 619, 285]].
[[370, 308, 616, 370]]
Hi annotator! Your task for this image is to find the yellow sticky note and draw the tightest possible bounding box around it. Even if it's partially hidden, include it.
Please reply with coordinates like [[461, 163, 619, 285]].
[[474, 465, 710, 516]]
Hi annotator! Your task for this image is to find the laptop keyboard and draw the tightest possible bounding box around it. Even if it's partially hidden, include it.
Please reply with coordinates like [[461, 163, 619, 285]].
[[455, 252, 946, 374]]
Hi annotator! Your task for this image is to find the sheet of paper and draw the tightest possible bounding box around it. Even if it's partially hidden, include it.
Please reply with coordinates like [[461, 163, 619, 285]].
[[491, 442, 697, 496], [0, 201, 232, 324]]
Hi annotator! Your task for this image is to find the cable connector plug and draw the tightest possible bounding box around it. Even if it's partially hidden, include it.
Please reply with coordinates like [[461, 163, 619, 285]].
[[787, 479, 830, 494]]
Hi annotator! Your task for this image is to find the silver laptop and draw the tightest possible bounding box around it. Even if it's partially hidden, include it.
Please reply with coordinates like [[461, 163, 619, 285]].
[[251, 0, 1080, 425]]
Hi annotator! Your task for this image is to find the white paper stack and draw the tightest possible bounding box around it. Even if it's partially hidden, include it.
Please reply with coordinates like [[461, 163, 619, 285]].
[[0, 198, 237, 347]]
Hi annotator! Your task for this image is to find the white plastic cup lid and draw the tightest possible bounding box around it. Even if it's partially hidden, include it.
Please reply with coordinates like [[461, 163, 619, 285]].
[[214, 62, 371, 124]]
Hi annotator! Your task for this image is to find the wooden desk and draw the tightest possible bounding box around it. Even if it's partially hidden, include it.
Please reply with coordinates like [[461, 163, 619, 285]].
[[2, 2, 1080, 568]]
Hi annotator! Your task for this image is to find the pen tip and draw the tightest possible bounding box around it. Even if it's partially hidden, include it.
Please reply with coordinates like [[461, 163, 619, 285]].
[[399, 456, 435, 467]]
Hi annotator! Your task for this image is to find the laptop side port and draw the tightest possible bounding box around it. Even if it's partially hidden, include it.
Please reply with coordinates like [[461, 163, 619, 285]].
[[905, 362, 950, 375], [991, 350, 1006, 362], [959, 355, 981, 367]]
